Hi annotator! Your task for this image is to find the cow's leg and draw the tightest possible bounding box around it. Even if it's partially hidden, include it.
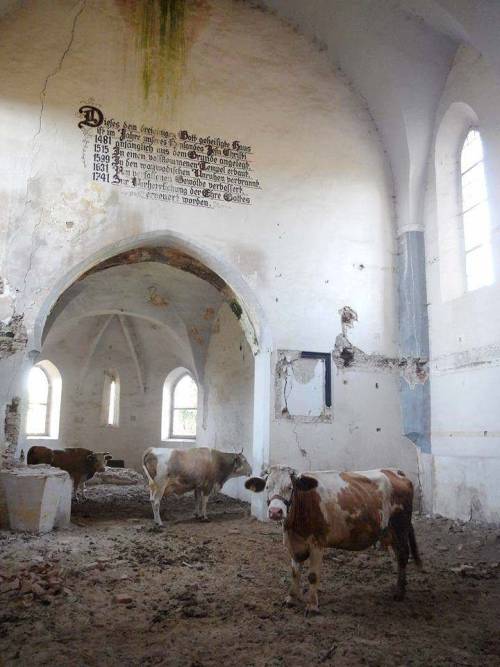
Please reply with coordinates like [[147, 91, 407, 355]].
[[149, 480, 167, 527], [390, 513, 410, 601], [200, 492, 210, 521], [78, 479, 87, 501], [285, 558, 303, 606], [72, 476, 82, 502], [305, 547, 324, 615], [193, 488, 201, 518]]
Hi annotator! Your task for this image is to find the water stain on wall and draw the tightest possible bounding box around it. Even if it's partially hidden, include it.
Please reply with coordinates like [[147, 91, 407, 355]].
[[116, 0, 210, 102]]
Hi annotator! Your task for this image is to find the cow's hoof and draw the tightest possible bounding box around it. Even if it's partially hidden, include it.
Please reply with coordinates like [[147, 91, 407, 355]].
[[283, 596, 300, 608], [151, 523, 164, 531], [199, 517, 211, 523], [304, 605, 320, 617], [393, 590, 405, 602]]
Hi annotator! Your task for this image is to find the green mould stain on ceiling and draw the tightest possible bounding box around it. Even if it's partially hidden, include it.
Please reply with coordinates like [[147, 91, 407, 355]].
[[117, 0, 204, 103]]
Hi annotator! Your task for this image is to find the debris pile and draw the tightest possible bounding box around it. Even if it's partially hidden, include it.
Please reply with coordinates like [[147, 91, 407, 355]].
[[0, 559, 68, 605], [86, 467, 146, 486], [450, 562, 500, 579]]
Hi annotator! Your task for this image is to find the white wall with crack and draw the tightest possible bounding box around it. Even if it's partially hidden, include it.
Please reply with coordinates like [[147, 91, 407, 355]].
[[0, 0, 416, 499]]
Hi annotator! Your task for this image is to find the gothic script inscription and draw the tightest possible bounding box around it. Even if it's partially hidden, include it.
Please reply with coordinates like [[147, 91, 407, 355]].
[[79, 106, 259, 208]]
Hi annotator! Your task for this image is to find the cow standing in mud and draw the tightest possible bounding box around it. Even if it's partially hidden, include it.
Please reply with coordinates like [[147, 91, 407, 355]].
[[143, 447, 252, 526], [245, 466, 421, 613]]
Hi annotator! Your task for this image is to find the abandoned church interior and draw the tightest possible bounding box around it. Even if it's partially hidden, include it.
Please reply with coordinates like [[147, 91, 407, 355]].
[[1, 0, 499, 664]]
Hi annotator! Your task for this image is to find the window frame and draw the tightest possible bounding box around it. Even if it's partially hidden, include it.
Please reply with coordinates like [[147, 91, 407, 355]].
[[101, 369, 120, 427], [26, 360, 62, 440], [169, 372, 198, 440], [161, 367, 199, 442], [458, 126, 494, 292], [26, 366, 51, 437]]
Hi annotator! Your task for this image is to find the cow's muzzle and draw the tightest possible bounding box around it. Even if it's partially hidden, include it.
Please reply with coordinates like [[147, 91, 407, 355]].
[[267, 494, 290, 521], [268, 506, 284, 521]]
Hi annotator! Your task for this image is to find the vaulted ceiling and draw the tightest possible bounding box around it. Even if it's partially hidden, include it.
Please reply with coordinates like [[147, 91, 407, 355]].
[[259, 0, 500, 234], [2, 0, 499, 234]]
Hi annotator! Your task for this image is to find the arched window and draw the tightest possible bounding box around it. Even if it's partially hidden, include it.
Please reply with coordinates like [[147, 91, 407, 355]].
[[460, 128, 493, 291], [26, 360, 62, 438], [172, 374, 198, 438], [101, 370, 120, 426], [161, 368, 198, 440]]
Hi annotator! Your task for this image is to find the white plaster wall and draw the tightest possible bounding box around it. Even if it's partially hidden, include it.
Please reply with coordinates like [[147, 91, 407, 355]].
[[425, 45, 500, 522], [198, 303, 254, 501], [28, 316, 191, 472], [271, 364, 419, 492], [0, 1, 414, 486]]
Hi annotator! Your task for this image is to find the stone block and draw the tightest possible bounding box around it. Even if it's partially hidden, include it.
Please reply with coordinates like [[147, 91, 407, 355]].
[[0, 465, 72, 533]]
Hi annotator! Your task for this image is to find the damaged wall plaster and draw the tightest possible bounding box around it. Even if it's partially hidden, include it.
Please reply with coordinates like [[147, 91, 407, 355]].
[[74, 246, 259, 354], [4, 397, 21, 454], [1, 0, 417, 502], [0, 316, 28, 360], [333, 307, 429, 389], [275, 351, 332, 423]]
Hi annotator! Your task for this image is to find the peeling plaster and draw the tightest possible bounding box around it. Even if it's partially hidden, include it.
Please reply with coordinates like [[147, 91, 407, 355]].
[[333, 309, 428, 388], [148, 286, 169, 307], [0, 315, 28, 359], [72, 246, 260, 354], [275, 350, 332, 423], [4, 396, 20, 454]]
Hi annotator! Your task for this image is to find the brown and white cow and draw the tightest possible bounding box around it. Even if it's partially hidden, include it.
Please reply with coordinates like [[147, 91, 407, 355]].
[[142, 446, 252, 526], [245, 466, 421, 613], [27, 446, 112, 500]]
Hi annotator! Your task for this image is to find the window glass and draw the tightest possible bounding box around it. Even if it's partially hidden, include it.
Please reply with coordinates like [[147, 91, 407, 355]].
[[26, 367, 50, 435], [108, 379, 117, 425], [172, 375, 197, 438], [460, 129, 493, 291]]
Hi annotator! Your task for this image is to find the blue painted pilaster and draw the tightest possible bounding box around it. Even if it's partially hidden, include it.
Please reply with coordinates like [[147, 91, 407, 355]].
[[398, 231, 431, 453]]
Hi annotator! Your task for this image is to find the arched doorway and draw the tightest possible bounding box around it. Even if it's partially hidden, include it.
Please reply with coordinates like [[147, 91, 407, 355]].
[[24, 233, 271, 509]]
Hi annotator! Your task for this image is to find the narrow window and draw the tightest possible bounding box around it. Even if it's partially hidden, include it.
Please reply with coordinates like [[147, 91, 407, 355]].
[[460, 129, 493, 291], [102, 371, 120, 426], [26, 366, 50, 436], [171, 374, 197, 439], [26, 360, 62, 439]]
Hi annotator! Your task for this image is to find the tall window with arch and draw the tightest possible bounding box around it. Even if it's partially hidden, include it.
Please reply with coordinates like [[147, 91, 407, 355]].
[[162, 370, 198, 440], [460, 128, 494, 291], [101, 370, 120, 427], [26, 360, 62, 438]]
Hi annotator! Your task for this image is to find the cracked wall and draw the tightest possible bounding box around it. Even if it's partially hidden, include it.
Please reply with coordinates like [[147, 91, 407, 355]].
[[1, 0, 412, 484]]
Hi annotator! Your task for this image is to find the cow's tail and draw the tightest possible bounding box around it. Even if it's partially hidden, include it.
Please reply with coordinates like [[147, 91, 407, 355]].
[[142, 448, 157, 485], [408, 523, 422, 569]]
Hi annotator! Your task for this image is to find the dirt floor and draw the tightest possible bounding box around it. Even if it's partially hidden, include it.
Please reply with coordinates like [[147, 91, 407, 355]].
[[1, 484, 499, 667]]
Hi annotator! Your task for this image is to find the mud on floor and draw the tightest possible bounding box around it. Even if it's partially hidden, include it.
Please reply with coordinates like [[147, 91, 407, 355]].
[[1, 484, 499, 666]]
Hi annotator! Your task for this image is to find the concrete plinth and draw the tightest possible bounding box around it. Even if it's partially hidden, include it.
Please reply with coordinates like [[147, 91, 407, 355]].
[[0, 465, 72, 533]]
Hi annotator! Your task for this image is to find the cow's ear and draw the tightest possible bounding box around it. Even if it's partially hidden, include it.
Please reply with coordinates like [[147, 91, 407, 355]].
[[295, 475, 318, 492], [245, 477, 266, 493], [104, 453, 112, 460], [86, 453, 96, 462]]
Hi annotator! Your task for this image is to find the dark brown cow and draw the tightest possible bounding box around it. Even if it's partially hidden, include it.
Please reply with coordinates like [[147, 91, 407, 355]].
[[142, 446, 252, 526], [27, 446, 111, 499], [245, 466, 421, 613]]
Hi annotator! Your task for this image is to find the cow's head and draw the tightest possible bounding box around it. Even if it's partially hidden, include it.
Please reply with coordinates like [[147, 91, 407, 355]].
[[88, 452, 112, 473], [245, 465, 318, 521], [232, 452, 252, 478]]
